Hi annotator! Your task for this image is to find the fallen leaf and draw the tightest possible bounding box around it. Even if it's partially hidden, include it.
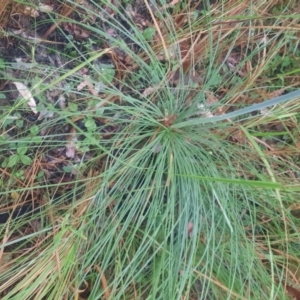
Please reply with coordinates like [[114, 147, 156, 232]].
[[286, 284, 300, 300], [66, 130, 77, 158], [165, 41, 192, 84], [163, 0, 179, 8], [38, 4, 53, 13], [12, 30, 42, 43], [226, 55, 247, 77], [205, 91, 219, 105], [204, 91, 225, 116], [38, 105, 54, 120], [78, 67, 89, 75], [106, 28, 117, 37], [197, 104, 213, 118], [265, 88, 285, 99], [142, 86, 156, 97], [169, 0, 180, 5], [226, 56, 239, 70], [160, 114, 177, 127], [23, 6, 39, 17], [77, 75, 98, 96], [14, 58, 38, 69], [58, 95, 67, 109], [260, 107, 272, 116], [62, 23, 90, 39], [125, 4, 150, 29], [77, 77, 89, 91], [13, 82, 37, 114]]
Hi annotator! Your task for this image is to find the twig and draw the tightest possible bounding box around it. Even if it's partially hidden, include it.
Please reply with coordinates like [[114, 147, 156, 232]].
[[43, 1, 78, 39]]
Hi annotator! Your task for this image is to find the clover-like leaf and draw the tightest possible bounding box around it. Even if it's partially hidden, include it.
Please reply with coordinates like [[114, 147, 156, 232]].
[[19, 155, 32, 166], [17, 147, 28, 156], [7, 154, 19, 168], [142, 27, 155, 41]]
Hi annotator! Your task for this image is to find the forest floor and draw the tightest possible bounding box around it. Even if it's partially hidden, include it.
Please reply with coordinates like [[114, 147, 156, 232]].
[[1, 0, 300, 299]]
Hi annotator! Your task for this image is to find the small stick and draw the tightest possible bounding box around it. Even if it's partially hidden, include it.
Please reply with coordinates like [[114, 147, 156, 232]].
[[43, 1, 77, 39]]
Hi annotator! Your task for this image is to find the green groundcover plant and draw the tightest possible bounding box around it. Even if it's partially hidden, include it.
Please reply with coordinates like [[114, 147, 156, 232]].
[[1, 0, 300, 299]]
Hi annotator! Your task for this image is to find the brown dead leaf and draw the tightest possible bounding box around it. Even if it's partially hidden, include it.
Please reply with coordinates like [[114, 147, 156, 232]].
[[77, 75, 99, 96], [286, 284, 300, 300], [77, 77, 89, 91], [62, 23, 90, 39], [66, 130, 77, 158], [106, 28, 117, 37], [159, 114, 177, 127], [43, 2, 75, 39], [226, 55, 247, 77], [95, 265, 111, 300], [166, 40, 192, 84], [163, 0, 180, 8], [228, 129, 247, 144], [142, 86, 157, 97], [23, 6, 39, 17], [205, 91, 218, 105], [125, 4, 151, 29], [169, 0, 180, 5], [265, 88, 285, 99], [226, 56, 239, 69], [205, 91, 228, 117], [105, 6, 115, 17]]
